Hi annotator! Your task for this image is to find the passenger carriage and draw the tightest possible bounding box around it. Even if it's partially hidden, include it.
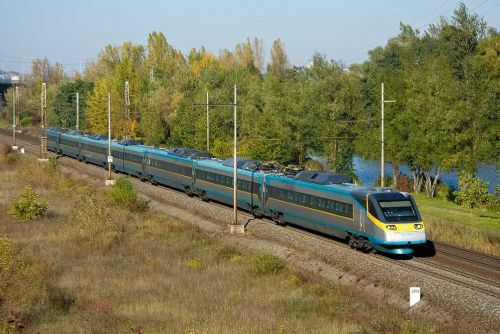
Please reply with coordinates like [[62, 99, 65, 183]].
[[43, 127, 427, 255]]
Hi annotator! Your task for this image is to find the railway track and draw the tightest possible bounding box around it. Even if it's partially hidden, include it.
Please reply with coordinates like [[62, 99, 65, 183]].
[[1, 129, 499, 300]]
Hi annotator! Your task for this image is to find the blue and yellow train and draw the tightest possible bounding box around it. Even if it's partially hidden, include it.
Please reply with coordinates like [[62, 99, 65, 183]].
[[46, 128, 426, 255]]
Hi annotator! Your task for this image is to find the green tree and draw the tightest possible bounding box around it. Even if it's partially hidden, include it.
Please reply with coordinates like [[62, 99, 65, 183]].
[[50, 80, 94, 128]]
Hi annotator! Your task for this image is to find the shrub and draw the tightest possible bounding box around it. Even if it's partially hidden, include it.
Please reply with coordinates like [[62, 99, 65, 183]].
[[9, 185, 48, 220], [69, 192, 120, 250], [0, 143, 20, 167], [108, 177, 149, 212], [109, 177, 137, 205], [435, 182, 455, 202], [454, 173, 490, 209], [20, 116, 34, 127], [0, 236, 47, 329], [46, 157, 59, 172], [0, 235, 15, 276], [483, 190, 500, 212], [395, 174, 413, 193], [373, 175, 394, 188], [250, 252, 285, 275]]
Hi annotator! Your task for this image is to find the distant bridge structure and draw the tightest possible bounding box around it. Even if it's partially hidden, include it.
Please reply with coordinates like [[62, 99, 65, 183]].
[[0, 73, 20, 105]]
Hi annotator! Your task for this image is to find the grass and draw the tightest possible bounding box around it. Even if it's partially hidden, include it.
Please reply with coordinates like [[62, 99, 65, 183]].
[[0, 150, 449, 333], [414, 194, 500, 255]]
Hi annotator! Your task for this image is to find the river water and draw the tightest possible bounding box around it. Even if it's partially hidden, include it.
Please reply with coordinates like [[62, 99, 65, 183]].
[[353, 157, 499, 192]]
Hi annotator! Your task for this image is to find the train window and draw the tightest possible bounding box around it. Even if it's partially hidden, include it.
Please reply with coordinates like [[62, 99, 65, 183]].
[[302, 194, 309, 204], [296, 193, 302, 203], [368, 201, 379, 219], [319, 199, 326, 209], [378, 200, 417, 221]]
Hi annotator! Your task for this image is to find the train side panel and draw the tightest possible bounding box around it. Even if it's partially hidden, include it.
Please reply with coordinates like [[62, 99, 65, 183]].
[[46, 129, 60, 153], [122, 145, 146, 177], [194, 160, 263, 210], [144, 150, 185, 190], [264, 176, 360, 240], [59, 133, 80, 158], [80, 137, 107, 166]]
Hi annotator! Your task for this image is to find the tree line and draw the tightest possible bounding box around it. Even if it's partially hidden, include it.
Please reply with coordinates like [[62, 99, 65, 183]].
[[2, 3, 498, 199]]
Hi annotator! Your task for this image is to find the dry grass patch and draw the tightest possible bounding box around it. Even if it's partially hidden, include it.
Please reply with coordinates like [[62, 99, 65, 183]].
[[424, 216, 500, 255], [0, 154, 443, 333]]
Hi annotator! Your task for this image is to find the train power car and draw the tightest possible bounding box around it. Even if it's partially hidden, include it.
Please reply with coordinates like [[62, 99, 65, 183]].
[[45, 128, 426, 255]]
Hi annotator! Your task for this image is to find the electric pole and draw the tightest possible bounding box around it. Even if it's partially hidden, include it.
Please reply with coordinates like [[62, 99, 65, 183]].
[[233, 85, 238, 226], [191, 86, 244, 234], [39, 83, 48, 161], [12, 86, 17, 149], [230, 84, 244, 234], [105, 92, 115, 186], [125, 81, 130, 139], [76, 92, 79, 131], [380, 83, 395, 187], [206, 91, 210, 153]]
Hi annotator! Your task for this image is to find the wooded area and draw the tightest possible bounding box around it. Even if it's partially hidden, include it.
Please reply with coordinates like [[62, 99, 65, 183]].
[[2, 4, 499, 199]]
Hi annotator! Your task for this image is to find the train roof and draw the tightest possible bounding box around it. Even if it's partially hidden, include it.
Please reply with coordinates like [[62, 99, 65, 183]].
[[222, 158, 257, 170], [197, 159, 260, 176], [118, 139, 143, 146], [294, 171, 352, 185], [167, 147, 211, 159]]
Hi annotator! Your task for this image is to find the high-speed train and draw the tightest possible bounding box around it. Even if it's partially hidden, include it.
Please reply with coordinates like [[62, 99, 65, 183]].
[[46, 128, 426, 255]]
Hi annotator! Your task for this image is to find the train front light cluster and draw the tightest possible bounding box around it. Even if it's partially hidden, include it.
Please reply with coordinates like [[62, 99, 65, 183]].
[[386, 225, 397, 230], [414, 223, 423, 230]]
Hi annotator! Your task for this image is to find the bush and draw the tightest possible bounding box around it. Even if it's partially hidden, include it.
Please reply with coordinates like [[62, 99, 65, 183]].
[[0, 143, 20, 167], [108, 177, 149, 212], [69, 192, 120, 250], [20, 116, 34, 127], [109, 177, 137, 205], [395, 174, 413, 193], [435, 182, 455, 202], [250, 252, 285, 275], [9, 185, 48, 220], [0, 235, 15, 275], [483, 186, 500, 212], [0, 236, 48, 329], [454, 173, 490, 209], [373, 175, 394, 188]]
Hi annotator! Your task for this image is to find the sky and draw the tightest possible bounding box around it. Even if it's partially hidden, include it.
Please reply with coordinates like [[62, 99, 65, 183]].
[[0, 0, 499, 73]]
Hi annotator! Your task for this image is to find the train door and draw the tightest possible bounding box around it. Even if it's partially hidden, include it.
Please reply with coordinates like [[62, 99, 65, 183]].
[[261, 174, 267, 210], [192, 160, 197, 189], [359, 210, 367, 232], [140, 151, 147, 178]]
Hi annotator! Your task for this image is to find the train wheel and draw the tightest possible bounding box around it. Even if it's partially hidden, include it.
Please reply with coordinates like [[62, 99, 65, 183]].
[[251, 207, 263, 219], [200, 191, 209, 202], [273, 213, 286, 226], [184, 186, 194, 197]]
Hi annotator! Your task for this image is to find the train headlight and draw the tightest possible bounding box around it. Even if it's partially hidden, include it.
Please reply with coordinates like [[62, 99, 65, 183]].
[[414, 223, 423, 230], [386, 225, 397, 230]]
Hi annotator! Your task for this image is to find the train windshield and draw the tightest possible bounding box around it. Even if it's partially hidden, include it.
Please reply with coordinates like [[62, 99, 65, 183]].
[[378, 200, 417, 221]]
